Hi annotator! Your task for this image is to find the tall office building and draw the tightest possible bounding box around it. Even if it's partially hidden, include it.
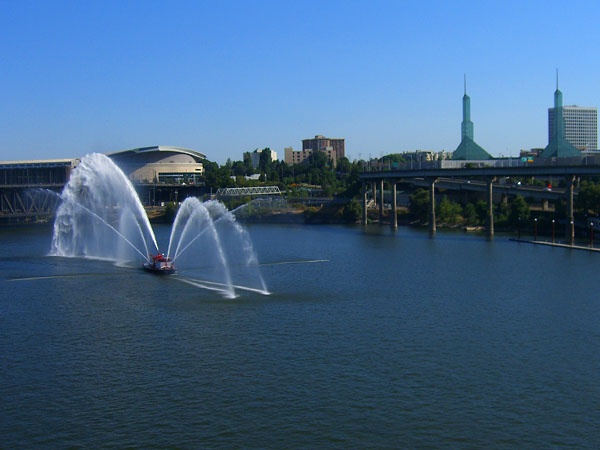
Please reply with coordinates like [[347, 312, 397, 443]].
[[302, 135, 345, 164], [548, 106, 597, 151]]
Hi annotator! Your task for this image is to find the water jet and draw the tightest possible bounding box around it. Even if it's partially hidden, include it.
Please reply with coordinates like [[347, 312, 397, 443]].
[[50, 153, 268, 297]]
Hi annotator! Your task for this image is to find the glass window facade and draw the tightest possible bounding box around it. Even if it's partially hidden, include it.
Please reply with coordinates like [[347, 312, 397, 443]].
[[549, 106, 598, 150]]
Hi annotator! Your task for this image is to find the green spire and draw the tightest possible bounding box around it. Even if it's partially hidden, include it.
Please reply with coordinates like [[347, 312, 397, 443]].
[[461, 74, 474, 139], [453, 76, 492, 160], [554, 69, 563, 108], [541, 71, 580, 158]]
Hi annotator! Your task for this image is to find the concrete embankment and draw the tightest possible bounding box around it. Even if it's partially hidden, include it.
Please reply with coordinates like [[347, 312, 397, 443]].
[[510, 238, 600, 252]]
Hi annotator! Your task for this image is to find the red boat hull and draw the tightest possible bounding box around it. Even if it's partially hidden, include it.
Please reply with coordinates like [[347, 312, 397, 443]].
[[143, 253, 175, 274], [143, 263, 175, 274]]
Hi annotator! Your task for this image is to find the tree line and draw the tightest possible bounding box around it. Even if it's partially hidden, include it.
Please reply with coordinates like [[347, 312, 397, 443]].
[[202, 150, 600, 227], [203, 148, 363, 198]]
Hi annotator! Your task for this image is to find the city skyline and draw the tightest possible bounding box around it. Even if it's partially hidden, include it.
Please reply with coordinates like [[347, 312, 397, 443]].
[[2, 0, 600, 164]]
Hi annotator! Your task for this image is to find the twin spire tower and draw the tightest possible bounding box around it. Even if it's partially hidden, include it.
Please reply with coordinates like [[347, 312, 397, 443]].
[[453, 71, 585, 161]]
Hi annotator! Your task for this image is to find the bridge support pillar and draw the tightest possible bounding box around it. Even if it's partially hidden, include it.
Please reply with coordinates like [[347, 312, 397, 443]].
[[379, 179, 384, 223], [372, 182, 377, 208], [487, 177, 496, 238], [392, 182, 398, 229], [567, 175, 575, 245], [362, 185, 368, 226], [429, 178, 437, 234]]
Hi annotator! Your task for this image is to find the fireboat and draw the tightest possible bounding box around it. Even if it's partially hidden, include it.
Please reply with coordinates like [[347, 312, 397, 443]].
[[143, 253, 176, 274]]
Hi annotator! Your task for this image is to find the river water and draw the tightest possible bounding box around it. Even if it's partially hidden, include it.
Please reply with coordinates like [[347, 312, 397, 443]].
[[1, 223, 599, 448]]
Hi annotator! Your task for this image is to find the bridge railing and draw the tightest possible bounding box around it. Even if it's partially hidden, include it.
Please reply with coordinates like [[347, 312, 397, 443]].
[[362, 154, 600, 173], [215, 186, 282, 197], [362, 158, 529, 172]]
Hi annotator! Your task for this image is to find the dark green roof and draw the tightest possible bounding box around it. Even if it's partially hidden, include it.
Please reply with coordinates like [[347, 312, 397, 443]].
[[452, 136, 493, 160], [540, 139, 580, 158]]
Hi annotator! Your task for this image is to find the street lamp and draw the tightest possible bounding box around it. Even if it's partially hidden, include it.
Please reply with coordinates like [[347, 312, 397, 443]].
[[590, 221, 594, 248], [534, 218, 538, 241], [552, 219, 555, 243]]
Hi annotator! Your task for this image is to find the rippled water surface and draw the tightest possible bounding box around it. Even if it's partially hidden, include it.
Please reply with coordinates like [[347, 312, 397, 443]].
[[1, 223, 599, 448]]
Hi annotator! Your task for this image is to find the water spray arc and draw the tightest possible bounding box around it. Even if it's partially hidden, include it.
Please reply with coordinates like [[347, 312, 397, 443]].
[[54, 197, 150, 261], [51, 153, 158, 261], [50, 153, 269, 298]]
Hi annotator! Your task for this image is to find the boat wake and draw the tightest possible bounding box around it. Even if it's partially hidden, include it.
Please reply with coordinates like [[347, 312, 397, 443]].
[[7, 272, 131, 282], [175, 276, 271, 298]]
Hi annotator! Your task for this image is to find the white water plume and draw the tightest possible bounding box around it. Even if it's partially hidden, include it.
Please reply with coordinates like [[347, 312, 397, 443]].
[[168, 197, 268, 297], [50, 153, 158, 261], [50, 153, 268, 297]]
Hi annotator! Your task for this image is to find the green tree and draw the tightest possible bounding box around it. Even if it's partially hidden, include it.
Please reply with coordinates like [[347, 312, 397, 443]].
[[474, 201, 489, 224], [336, 156, 352, 174], [495, 201, 510, 227], [409, 189, 430, 223], [576, 181, 600, 215], [259, 148, 272, 173], [463, 202, 479, 226], [339, 162, 362, 198], [380, 153, 406, 169], [231, 160, 249, 177], [437, 196, 462, 226], [342, 199, 362, 223], [309, 150, 330, 169], [508, 195, 530, 227], [242, 152, 254, 174], [383, 153, 406, 163], [203, 160, 234, 190], [164, 202, 179, 222]]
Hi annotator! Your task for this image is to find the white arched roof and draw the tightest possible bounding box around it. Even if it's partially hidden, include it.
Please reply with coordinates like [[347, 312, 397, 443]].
[[109, 145, 206, 162]]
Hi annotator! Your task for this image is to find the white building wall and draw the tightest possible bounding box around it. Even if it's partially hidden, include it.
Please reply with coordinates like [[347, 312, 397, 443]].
[[549, 106, 598, 150]]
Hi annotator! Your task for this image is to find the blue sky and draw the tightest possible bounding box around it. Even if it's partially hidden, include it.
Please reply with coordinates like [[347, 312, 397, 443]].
[[1, 0, 599, 164]]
